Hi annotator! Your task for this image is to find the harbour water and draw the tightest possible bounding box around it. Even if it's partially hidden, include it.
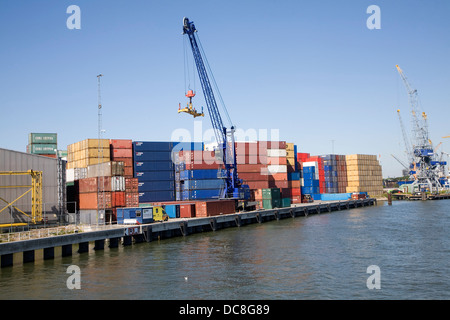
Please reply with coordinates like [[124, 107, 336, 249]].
[[1, 200, 450, 300]]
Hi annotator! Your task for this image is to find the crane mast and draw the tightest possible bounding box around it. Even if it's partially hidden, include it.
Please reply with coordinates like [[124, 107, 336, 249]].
[[181, 17, 249, 199]]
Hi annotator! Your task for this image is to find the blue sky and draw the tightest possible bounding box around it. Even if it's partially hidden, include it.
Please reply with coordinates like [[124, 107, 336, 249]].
[[1, 0, 450, 178]]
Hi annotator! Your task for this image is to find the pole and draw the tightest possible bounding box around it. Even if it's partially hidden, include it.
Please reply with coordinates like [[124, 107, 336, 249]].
[[97, 74, 103, 226]]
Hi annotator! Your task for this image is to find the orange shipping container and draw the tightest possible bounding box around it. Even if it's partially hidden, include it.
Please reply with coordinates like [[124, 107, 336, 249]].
[[110, 139, 133, 149], [79, 192, 112, 210], [111, 148, 133, 158]]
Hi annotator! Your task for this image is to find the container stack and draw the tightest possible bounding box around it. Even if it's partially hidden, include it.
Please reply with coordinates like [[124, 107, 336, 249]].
[[319, 154, 348, 194], [301, 161, 321, 200], [262, 188, 282, 209], [76, 160, 130, 223], [27, 133, 58, 158], [266, 141, 288, 189], [283, 143, 301, 204], [175, 150, 225, 200], [66, 139, 110, 169], [133, 141, 177, 203], [110, 139, 134, 178], [235, 142, 269, 191], [336, 155, 348, 193], [345, 154, 383, 197]]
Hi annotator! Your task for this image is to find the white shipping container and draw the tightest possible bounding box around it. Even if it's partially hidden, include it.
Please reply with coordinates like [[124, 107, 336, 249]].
[[111, 176, 125, 191], [266, 149, 287, 157], [267, 165, 287, 174], [302, 161, 318, 168], [66, 168, 74, 183], [74, 167, 87, 180]]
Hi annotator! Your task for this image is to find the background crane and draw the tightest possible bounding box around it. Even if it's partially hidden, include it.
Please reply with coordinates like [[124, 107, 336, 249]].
[[181, 17, 250, 200], [395, 65, 447, 193]]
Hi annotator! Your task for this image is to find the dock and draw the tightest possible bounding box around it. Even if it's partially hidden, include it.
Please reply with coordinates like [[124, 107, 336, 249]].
[[392, 193, 450, 201], [0, 198, 376, 268]]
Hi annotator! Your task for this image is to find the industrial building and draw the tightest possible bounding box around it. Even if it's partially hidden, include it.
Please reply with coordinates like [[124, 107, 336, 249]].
[[0, 148, 66, 226]]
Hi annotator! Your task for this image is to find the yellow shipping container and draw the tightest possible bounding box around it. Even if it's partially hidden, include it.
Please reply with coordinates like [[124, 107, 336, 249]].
[[285, 143, 295, 151]]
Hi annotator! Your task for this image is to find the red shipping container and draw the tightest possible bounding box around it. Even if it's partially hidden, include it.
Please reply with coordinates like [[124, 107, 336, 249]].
[[78, 177, 112, 193], [288, 180, 301, 188], [291, 196, 302, 204], [258, 141, 286, 149], [195, 200, 235, 217], [124, 166, 133, 177], [111, 148, 133, 158], [125, 177, 139, 192], [269, 180, 288, 188], [267, 157, 287, 165], [125, 192, 139, 207], [110, 139, 133, 149], [268, 173, 288, 181], [236, 164, 267, 173], [180, 203, 196, 218], [235, 142, 266, 155], [185, 163, 222, 170], [112, 191, 125, 207], [236, 154, 267, 165], [239, 172, 269, 181], [111, 157, 133, 167], [246, 181, 270, 189]]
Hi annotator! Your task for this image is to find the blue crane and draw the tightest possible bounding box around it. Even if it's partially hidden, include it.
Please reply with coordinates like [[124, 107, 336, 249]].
[[181, 17, 250, 200]]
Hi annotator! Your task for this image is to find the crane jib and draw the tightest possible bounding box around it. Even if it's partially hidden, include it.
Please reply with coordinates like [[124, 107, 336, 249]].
[[182, 17, 249, 199]]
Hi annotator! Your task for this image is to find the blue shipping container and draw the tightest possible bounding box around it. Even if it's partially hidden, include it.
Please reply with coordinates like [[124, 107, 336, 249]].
[[135, 170, 174, 181], [133, 141, 174, 152], [181, 189, 221, 200], [172, 142, 204, 152], [138, 180, 175, 191], [164, 204, 180, 218], [303, 179, 319, 187], [139, 191, 175, 202], [311, 193, 321, 201], [134, 151, 173, 162], [183, 179, 225, 190], [179, 169, 226, 180], [134, 161, 174, 172], [303, 167, 316, 174], [288, 172, 300, 181], [303, 172, 315, 180]]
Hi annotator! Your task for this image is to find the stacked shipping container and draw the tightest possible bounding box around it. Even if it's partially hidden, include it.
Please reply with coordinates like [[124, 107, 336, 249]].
[[67, 139, 110, 169], [27, 133, 58, 158], [345, 154, 383, 197], [174, 150, 224, 200], [134, 141, 204, 203], [320, 154, 348, 194]]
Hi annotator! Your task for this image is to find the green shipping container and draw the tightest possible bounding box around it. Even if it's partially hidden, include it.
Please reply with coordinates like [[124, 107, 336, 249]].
[[29, 133, 58, 144], [281, 198, 291, 207], [263, 198, 281, 209], [28, 143, 57, 154], [262, 188, 281, 200]]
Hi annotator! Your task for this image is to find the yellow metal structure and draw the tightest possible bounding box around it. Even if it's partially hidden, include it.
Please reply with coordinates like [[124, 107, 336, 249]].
[[178, 102, 204, 118], [0, 170, 43, 224]]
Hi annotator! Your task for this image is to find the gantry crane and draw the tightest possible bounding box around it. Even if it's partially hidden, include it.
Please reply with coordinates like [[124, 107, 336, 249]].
[[395, 65, 447, 193], [180, 17, 250, 200]]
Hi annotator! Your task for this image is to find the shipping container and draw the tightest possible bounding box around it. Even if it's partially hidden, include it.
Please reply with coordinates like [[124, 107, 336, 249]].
[[133, 141, 174, 152], [134, 161, 174, 172], [135, 170, 175, 181], [87, 161, 124, 178], [164, 204, 180, 218], [183, 179, 225, 190], [27, 144, 58, 155], [139, 191, 175, 202], [79, 192, 112, 210], [138, 180, 175, 191], [29, 133, 58, 144], [110, 139, 133, 149], [180, 203, 196, 218], [195, 199, 235, 217], [181, 189, 221, 200], [134, 151, 173, 162], [179, 169, 226, 180]]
